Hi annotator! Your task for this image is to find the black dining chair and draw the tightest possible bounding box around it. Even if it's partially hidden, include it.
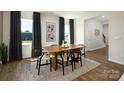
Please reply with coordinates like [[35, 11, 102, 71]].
[[57, 50, 74, 75], [70, 46, 85, 69], [36, 51, 54, 75]]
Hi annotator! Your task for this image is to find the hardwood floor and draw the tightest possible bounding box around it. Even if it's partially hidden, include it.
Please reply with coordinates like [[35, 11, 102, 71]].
[[86, 46, 108, 63], [74, 61, 124, 81], [0, 47, 124, 81], [74, 47, 124, 81]]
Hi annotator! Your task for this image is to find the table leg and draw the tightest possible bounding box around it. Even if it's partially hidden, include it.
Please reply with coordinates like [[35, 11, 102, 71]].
[[55, 52, 58, 70], [51, 52, 58, 71]]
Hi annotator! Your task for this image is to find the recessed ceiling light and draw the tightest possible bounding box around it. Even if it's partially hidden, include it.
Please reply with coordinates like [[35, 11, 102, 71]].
[[102, 16, 105, 18]]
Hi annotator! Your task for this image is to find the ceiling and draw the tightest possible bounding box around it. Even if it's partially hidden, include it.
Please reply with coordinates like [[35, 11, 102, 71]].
[[51, 11, 109, 24], [95, 16, 109, 23], [87, 15, 109, 24], [52, 11, 108, 19], [23, 11, 122, 21]]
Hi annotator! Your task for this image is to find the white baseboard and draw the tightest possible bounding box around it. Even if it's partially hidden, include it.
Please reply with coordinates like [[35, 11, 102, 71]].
[[109, 59, 124, 65], [87, 45, 106, 51], [119, 74, 124, 81]]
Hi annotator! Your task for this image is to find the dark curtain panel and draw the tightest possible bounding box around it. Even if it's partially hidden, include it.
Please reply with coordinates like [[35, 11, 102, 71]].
[[9, 11, 22, 61], [59, 17, 65, 45], [69, 19, 74, 44], [32, 12, 42, 57]]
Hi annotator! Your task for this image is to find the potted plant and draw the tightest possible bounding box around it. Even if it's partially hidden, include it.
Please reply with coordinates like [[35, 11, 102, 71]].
[[64, 40, 67, 44], [0, 42, 8, 64]]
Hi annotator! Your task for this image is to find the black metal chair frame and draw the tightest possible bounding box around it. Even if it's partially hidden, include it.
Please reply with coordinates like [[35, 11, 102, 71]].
[[37, 52, 52, 75], [57, 50, 74, 75], [70, 47, 86, 69]]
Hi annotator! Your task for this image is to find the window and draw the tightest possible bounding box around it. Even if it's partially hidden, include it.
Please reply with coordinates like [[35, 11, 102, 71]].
[[21, 19, 33, 44], [21, 12, 33, 58], [64, 19, 70, 44]]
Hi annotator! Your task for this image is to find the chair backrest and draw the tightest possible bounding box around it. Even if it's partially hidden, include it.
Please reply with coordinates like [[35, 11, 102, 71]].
[[57, 50, 70, 61], [39, 50, 54, 62], [69, 48, 82, 57], [38, 51, 48, 60]]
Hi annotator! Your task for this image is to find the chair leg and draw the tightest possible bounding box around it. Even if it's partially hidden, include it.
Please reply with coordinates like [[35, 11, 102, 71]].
[[80, 55, 83, 66], [38, 64, 41, 75], [66, 56, 69, 66], [62, 62, 64, 75], [74, 59, 76, 69], [84, 54, 86, 58], [36, 60, 38, 69], [50, 59, 52, 72], [71, 61, 74, 72]]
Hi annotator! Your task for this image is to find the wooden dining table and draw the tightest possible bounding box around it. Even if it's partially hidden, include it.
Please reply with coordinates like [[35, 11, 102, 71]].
[[43, 44, 85, 70]]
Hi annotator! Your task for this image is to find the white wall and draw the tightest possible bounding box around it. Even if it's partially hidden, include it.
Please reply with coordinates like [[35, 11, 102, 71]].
[[2, 12, 10, 47], [108, 12, 124, 65], [41, 13, 59, 47], [0, 12, 3, 43], [2, 11, 10, 60], [103, 24, 108, 45], [74, 18, 84, 44], [84, 18, 105, 51]]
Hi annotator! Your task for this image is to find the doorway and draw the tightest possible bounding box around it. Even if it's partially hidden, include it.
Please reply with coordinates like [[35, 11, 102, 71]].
[[84, 16, 109, 63]]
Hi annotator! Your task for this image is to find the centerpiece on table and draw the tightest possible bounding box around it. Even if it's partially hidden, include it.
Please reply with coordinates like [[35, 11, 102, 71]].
[[61, 40, 69, 48]]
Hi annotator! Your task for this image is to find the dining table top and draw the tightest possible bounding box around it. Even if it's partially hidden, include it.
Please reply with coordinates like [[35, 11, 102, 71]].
[[43, 44, 85, 53]]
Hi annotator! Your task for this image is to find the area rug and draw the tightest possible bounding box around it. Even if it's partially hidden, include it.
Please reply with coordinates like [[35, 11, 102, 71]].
[[0, 58, 100, 81], [27, 58, 38, 62]]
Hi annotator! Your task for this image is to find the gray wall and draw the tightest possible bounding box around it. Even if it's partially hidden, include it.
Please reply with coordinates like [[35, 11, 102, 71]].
[[84, 18, 105, 51]]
